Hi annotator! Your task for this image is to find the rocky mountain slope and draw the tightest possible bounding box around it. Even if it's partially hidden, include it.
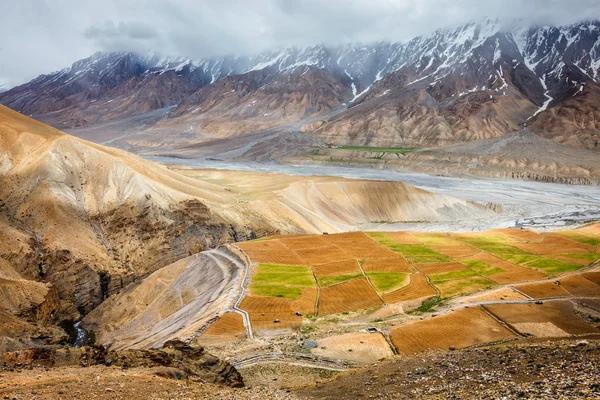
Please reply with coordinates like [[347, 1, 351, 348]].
[[0, 105, 272, 350], [2, 19, 600, 153]]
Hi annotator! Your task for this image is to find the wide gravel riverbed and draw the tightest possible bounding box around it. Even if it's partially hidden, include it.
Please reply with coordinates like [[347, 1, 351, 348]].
[[146, 157, 600, 232]]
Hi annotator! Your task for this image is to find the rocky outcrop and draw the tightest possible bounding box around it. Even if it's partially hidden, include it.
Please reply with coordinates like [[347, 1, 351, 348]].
[[0, 339, 243, 387]]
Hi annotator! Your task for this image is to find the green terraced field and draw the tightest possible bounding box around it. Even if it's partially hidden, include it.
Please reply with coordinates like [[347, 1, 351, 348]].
[[461, 260, 505, 276], [527, 259, 584, 275], [553, 231, 600, 246], [366, 272, 410, 292], [336, 146, 419, 154], [429, 269, 478, 283], [495, 254, 542, 265], [373, 241, 452, 263], [558, 253, 600, 262], [251, 283, 303, 299], [434, 276, 495, 298], [252, 264, 315, 287], [318, 273, 363, 288]]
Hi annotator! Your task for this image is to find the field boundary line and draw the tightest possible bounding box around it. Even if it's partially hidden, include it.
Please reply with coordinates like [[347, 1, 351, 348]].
[[229, 244, 254, 339], [479, 304, 525, 338], [356, 258, 385, 304]]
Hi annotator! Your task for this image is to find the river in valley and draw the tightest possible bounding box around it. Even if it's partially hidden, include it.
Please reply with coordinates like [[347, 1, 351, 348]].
[[146, 157, 600, 231]]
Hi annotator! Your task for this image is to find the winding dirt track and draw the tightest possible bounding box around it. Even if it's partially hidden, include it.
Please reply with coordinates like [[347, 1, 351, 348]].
[[83, 246, 247, 350]]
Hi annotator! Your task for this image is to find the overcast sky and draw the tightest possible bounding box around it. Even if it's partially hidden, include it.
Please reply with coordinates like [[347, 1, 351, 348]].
[[1, 0, 598, 89]]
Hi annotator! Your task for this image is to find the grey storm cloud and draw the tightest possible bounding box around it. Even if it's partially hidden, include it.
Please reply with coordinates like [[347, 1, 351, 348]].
[[1, 0, 600, 88], [84, 21, 159, 40]]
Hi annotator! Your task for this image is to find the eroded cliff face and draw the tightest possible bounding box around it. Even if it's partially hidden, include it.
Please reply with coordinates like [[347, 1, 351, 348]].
[[0, 105, 278, 350]]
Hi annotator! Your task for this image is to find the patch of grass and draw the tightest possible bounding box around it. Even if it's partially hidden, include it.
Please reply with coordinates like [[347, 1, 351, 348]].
[[367, 233, 451, 261], [246, 237, 272, 242], [478, 244, 533, 255], [409, 296, 444, 314], [318, 273, 363, 287], [461, 260, 505, 276], [251, 283, 302, 299], [408, 255, 454, 263], [253, 264, 315, 287], [455, 235, 509, 247], [411, 233, 455, 245], [366, 271, 410, 292], [527, 258, 584, 275], [379, 244, 453, 263], [393, 244, 441, 256], [336, 146, 419, 154], [554, 231, 600, 246], [366, 232, 397, 246], [495, 253, 542, 265], [434, 276, 495, 298], [429, 269, 477, 283], [557, 253, 600, 262]]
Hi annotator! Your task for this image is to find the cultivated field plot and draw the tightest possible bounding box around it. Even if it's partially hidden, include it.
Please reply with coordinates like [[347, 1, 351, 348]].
[[484, 301, 598, 337], [366, 271, 410, 293], [429, 245, 479, 258], [578, 223, 600, 237], [512, 281, 572, 299], [554, 274, 600, 297], [382, 273, 437, 304], [512, 236, 595, 256], [417, 262, 470, 275], [550, 230, 600, 247], [321, 232, 398, 258], [383, 231, 421, 244], [312, 332, 394, 364], [514, 274, 600, 299], [460, 287, 529, 304], [432, 275, 495, 298], [318, 278, 383, 315], [235, 226, 600, 336], [361, 257, 412, 273], [240, 287, 317, 333], [295, 246, 352, 265], [459, 253, 547, 284], [390, 307, 517, 355], [411, 233, 465, 246], [583, 270, 600, 284], [312, 260, 362, 277], [553, 253, 600, 265], [197, 312, 246, 346], [488, 228, 545, 243], [280, 236, 329, 250], [237, 240, 308, 265]]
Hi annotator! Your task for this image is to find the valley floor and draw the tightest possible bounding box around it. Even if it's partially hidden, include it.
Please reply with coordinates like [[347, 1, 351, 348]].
[[156, 160, 600, 231]]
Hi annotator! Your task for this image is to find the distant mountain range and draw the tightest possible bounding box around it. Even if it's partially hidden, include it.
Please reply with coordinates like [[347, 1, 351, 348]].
[[1, 18, 599, 150]]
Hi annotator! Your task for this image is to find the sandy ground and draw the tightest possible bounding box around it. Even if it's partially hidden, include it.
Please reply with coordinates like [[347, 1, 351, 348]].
[[0, 365, 296, 400]]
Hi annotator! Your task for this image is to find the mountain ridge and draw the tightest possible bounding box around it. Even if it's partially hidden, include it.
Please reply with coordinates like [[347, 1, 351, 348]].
[[1, 18, 599, 151]]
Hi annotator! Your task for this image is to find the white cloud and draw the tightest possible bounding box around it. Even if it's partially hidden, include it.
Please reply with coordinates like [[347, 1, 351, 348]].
[[1, 0, 598, 88]]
